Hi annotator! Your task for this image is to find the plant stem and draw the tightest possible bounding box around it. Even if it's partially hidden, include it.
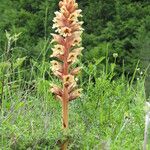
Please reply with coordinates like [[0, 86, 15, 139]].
[[61, 139, 69, 150], [62, 43, 69, 129], [62, 90, 69, 129]]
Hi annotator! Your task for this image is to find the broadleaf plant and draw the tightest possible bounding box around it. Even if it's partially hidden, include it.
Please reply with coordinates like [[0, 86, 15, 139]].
[[50, 0, 83, 129]]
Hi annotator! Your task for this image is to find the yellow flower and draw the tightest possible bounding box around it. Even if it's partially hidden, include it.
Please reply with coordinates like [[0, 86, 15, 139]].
[[52, 12, 66, 29], [70, 21, 84, 32], [71, 31, 82, 46], [59, 0, 78, 12], [52, 0, 83, 38], [63, 75, 75, 87], [68, 81, 77, 93], [51, 44, 64, 58], [51, 60, 62, 72], [72, 47, 83, 54], [67, 47, 83, 64], [68, 9, 82, 21], [60, 5, 70, 17], [61, 27, 72, 37], [67, 53, 77, 64]]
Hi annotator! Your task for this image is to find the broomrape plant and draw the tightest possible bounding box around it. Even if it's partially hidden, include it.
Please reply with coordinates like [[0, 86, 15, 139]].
[[50, 0, 83, 129]]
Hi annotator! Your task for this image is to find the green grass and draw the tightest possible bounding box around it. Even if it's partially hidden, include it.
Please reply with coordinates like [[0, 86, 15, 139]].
[[0, 57, 147, 149], [0, 34, 148, 149]]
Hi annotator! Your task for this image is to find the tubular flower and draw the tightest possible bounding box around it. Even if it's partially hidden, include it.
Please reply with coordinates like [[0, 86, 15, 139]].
[[51, 44, 65, 59], [50, 84, 63, 97], [50, 60, 62, 72], [69, 89, 83, 101], [63, 75, 75, 87], [50, 0, 83, 129]]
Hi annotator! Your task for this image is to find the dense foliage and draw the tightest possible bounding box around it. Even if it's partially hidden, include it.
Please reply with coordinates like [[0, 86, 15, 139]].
[[0, 0, 150, 72], [0, 56, 147, 149]]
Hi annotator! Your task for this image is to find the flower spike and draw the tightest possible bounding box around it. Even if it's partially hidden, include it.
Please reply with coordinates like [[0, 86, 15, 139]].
[[50, 0, 83, 129]]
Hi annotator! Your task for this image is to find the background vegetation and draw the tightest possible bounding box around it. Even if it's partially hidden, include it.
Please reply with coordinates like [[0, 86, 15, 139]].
[[0, 0, 150, 149]]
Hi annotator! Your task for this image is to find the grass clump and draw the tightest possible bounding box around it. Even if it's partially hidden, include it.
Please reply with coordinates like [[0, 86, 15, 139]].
[[0, 54, 146, 149]]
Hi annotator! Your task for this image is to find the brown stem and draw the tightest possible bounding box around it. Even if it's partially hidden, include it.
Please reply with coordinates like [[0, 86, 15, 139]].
[[62, 42, 69, 129], [61, 139, 69, 150], [62, 89, 69, 129]]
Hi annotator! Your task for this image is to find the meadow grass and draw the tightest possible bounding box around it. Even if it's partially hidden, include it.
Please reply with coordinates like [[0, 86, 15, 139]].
[[0, 47, 147, 149]]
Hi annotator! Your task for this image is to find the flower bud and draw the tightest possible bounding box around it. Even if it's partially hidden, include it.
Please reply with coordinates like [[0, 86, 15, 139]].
[[70, 67, 81, 75], [51, 45, 65, 58], [51, 60, 63, 72], [63, 75, 75, 87], [69, 88, 82, 101], [51, 34, 65, 45], [50, 84, 62, 97]]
